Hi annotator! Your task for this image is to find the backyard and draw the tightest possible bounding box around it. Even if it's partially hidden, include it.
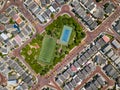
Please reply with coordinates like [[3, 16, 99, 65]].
[[21, 14, 85, 75]]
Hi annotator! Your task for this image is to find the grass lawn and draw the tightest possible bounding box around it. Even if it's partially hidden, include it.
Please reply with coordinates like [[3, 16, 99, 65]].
[[38, 35, 56, 65], [21, 14, 85, 75]]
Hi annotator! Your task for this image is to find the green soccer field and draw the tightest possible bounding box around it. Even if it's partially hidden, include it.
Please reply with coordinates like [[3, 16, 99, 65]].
[[38, 35, 56, 65]]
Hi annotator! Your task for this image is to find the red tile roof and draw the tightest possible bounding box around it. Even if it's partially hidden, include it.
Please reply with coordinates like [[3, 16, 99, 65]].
[[102, 35, 110, 43]]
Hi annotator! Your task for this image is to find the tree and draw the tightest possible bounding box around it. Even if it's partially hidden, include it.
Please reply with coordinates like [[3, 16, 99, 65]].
[[51, 13, 54, 19]]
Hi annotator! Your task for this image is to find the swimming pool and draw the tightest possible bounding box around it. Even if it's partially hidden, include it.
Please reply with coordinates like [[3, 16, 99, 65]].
[[60, 25, 72, 45]]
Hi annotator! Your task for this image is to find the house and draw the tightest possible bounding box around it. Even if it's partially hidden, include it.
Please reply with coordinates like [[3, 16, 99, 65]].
[[9, 10, 17, 17], [112, 39, 120, 49], [63, 85, 69, 90], [102, 35, 110, 43], [77, 58, 84, 66], [49, 6, 56, 13], [84, 0, 93, 8], [113, 19, 120, 35], [74, 76, 81, 84], [51, 2, 59, 11], [71, 79, 76, 87], [93, 80, 101, 88], [84, 51, 90, 59], [59, 74, 66, 83], [97, 76, 105, 85], [0, 15, 10, 24], [91, 45, 98, 54], [77, 71, 85, 80], [87, 48, 94, 57], [56, 78, 63, 86], [40, 0, 47, 7], [5, 7, 12, 14], [62, 71, 69, 79], [42, 12, 49, 20], [37, 14, 45, 23], [0, 33, 9, 41], [34, 7, 41, 15], [114, 57, 120, 65], [106, 50, 114, 58], [111, 54, 119, 61], [55, 0, 64, 5], [104, 3, 115, 14], [28, 2, 38, 13], [92, 7, 105, 19], [45, 9, 52, 17], [73, 61, 80, 68], [24, 0, 33, 6], [102, 44, 112, 53], [66, 68, 74, 76]]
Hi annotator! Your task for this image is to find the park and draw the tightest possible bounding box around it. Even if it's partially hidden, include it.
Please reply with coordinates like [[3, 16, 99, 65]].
[[21, 14, 85, 75]]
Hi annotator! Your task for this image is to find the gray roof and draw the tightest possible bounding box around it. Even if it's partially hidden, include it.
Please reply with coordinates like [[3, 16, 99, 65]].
[[24, 0, 33, 6], [112, 39, 120, 49], [97, 77, 105, 85], [45, 9, 52, 16], [22, 29, 29, 35], [55, 0, 64, 5], [104, 3, 114, 14], [34, 7, 41, 15], [56, 78, 63, 86], [59, 74, 65, 82], [25, 25, 32, 33], [88, 4, 95, 11], [80, 55, 87, 61], [67, 82, 74, 89], [94, 55, 106, 65], [8, 75, 18, 81], [93, 80, 100, 87], [21, 83, 28, 90], [40, 0, 47, 6], [19, 33, 24, 39], [103, 64, 113, 72], [42, 12, 49, 19], [71, 79, 76, 87], [6, 7, 12, 14], [91, 45, 98, 54], [63, 71, 69, 79], [12, 39, 18, 47], [74, 76, 80, 84], [111, 54, 119, 61], [106, 50, 114, 58], [52, 2, 59, 10], [103, 44, 112, 53], [63, 85, 69, 90], [67, 68, 73, 76], [81, 69, 88, 76], [90, 83, 97, 90], [88, 48, 94, 56], [84, 51, 90, 59], [77, 59, 84, 66], [28, 2, 38, 12], [114, 57, 120, 65], [81, 0, 88, 4], [84, 0, 93, 7], [19, 22, 25, 27], [73, 61, 80, 68], [9, 10, 17, 17], [77, 71, 85, 80]]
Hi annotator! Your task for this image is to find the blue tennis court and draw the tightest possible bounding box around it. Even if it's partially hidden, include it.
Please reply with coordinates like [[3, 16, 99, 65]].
[[60, 25, 72, 45]]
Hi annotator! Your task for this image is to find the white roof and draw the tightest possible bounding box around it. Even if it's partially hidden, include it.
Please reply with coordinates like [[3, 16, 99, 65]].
[[49, 6, 56, 13], [1, 33, 8, 40]]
